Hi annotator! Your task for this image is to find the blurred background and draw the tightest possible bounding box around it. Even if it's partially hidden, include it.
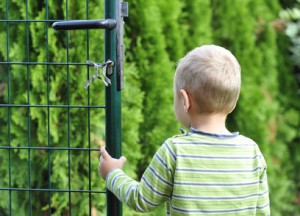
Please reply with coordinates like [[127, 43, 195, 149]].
[[0, 0, 299, 215]]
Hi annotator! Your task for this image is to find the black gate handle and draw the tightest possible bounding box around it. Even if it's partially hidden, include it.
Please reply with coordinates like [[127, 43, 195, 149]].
[[52, 19, 117, 30]]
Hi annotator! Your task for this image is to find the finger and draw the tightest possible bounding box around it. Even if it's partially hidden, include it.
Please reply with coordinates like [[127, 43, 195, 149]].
[[119, 156, 127, 166], [100, 146, 111, 159]]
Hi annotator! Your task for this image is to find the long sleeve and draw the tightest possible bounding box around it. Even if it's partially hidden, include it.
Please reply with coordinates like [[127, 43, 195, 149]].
[[106, 140, 175, 212]]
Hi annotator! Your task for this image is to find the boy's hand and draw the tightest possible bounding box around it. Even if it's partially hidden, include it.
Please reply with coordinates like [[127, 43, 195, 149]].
[[98, 146, 127, 180]]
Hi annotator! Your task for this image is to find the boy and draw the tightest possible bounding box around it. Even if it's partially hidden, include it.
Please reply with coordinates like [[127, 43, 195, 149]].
[[99, 45, 270, 215]]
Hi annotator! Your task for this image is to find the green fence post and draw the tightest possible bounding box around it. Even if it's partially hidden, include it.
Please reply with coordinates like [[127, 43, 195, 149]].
[[50, 0, 126, 214], [105, 0, 122, 215]]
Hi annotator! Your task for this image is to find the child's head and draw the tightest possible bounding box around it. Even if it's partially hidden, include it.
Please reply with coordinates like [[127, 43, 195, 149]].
[[174, 45, 241, 115]]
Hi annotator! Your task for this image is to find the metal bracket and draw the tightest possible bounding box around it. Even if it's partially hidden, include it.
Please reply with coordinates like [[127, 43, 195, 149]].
[[116, 1, 128, 90], [84, 60, 114, 89], [121, 2, 129, 17]]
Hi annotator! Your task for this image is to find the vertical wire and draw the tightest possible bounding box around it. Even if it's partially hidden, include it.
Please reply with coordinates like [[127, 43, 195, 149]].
[[45, 0, 51, 215], [86, 0, 92, 215], [25, 0, 32, 215], [5, 0, 12, 215], [65, 0, 72, 215]]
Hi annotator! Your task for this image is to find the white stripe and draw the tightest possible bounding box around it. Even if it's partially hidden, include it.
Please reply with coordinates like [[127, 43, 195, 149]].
[[257, 203, 270, 209], [164, 142, 176, 162], [149, 166, 173, 187], [176, 167, 262, 173], [174, 180, 260, 187], [139, 193, 160, 207], [142, 176, 169, 198], [125, 183, 138, 203], [171, 203, 259, 214], [135, 202, 145, 212], [173, 141, 256, 147], [177, 154, 260, 160], [172, 190, 269, 201], [111, 173, 126, 190], [155, 153, 172, 175]]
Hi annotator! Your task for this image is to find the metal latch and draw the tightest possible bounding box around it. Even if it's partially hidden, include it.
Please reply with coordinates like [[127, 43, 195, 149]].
[[84, 60, 114, 89]]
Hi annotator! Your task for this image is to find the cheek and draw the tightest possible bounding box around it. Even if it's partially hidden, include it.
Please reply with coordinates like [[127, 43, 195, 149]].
[[174, 97, 181, 120], [174, 101, 179, 119], [175, 101, 189, 126]]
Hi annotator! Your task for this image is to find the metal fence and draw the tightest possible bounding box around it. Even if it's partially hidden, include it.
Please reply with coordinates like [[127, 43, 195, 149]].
[[0, 0, 126, 215]]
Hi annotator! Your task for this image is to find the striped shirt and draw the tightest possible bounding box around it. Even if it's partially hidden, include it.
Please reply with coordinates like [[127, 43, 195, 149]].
[[106, 129, 270, 215]]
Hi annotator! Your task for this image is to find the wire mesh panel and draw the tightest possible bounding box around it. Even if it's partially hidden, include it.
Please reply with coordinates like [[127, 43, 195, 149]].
[[0, 0, 115, 215]]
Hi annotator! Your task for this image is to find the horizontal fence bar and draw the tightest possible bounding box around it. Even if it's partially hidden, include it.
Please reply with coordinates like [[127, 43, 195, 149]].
[[0, 146, 100, 151], [0, 104, 105, 108], [0, 19, 64, 23], [0, 188, 106, 193], [0, 62, 89, 66]]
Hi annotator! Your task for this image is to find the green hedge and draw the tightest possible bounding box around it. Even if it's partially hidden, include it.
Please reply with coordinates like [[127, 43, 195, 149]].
[[0, 0, 299, 215]]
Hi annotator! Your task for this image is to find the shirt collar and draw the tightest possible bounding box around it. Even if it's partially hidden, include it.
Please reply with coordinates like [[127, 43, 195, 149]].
[[190, 127, 239, 140]]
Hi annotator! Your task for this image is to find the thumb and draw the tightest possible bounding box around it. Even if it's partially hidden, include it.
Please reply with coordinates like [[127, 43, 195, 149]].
[[118, 156, 127, 166], [100, 146, 111, 159]]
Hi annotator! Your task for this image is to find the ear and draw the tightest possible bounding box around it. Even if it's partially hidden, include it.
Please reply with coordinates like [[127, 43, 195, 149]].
[[180, 89, 190, 113]]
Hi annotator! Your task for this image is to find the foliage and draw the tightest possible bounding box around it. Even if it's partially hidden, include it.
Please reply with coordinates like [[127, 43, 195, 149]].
[[279, 0, 300, 213], [125, 0, 180, 180], [211, 0, 299, 214], [0, 0, 300, 215], [280, 0, 300, 68], [0, 0, 143, 215]]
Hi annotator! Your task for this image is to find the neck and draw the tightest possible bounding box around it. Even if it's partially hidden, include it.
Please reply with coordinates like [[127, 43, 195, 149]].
[[190, 112, 231, 135]]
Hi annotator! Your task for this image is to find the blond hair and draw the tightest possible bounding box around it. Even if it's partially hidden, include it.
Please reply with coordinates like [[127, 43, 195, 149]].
[[174, 45, 241, 114]]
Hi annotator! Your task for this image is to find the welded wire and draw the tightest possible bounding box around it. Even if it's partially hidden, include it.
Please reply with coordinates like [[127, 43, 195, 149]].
[[65, 0, 73, 213], [0, 19, 64, 23], [25, 0, 33, 215], [1, 1, 108, 215], [45, 1, 52, 214], [0, 188, 106, 193], [0, 62, 89, 65], [86, 1, 93, 214], [0, 104, 105, 108], [5, 0, 12, 215], [0, 146, 99, 151]]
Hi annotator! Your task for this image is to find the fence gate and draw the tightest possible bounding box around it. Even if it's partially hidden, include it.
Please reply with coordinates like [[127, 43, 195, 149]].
[[0, 0, 127, 215]]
